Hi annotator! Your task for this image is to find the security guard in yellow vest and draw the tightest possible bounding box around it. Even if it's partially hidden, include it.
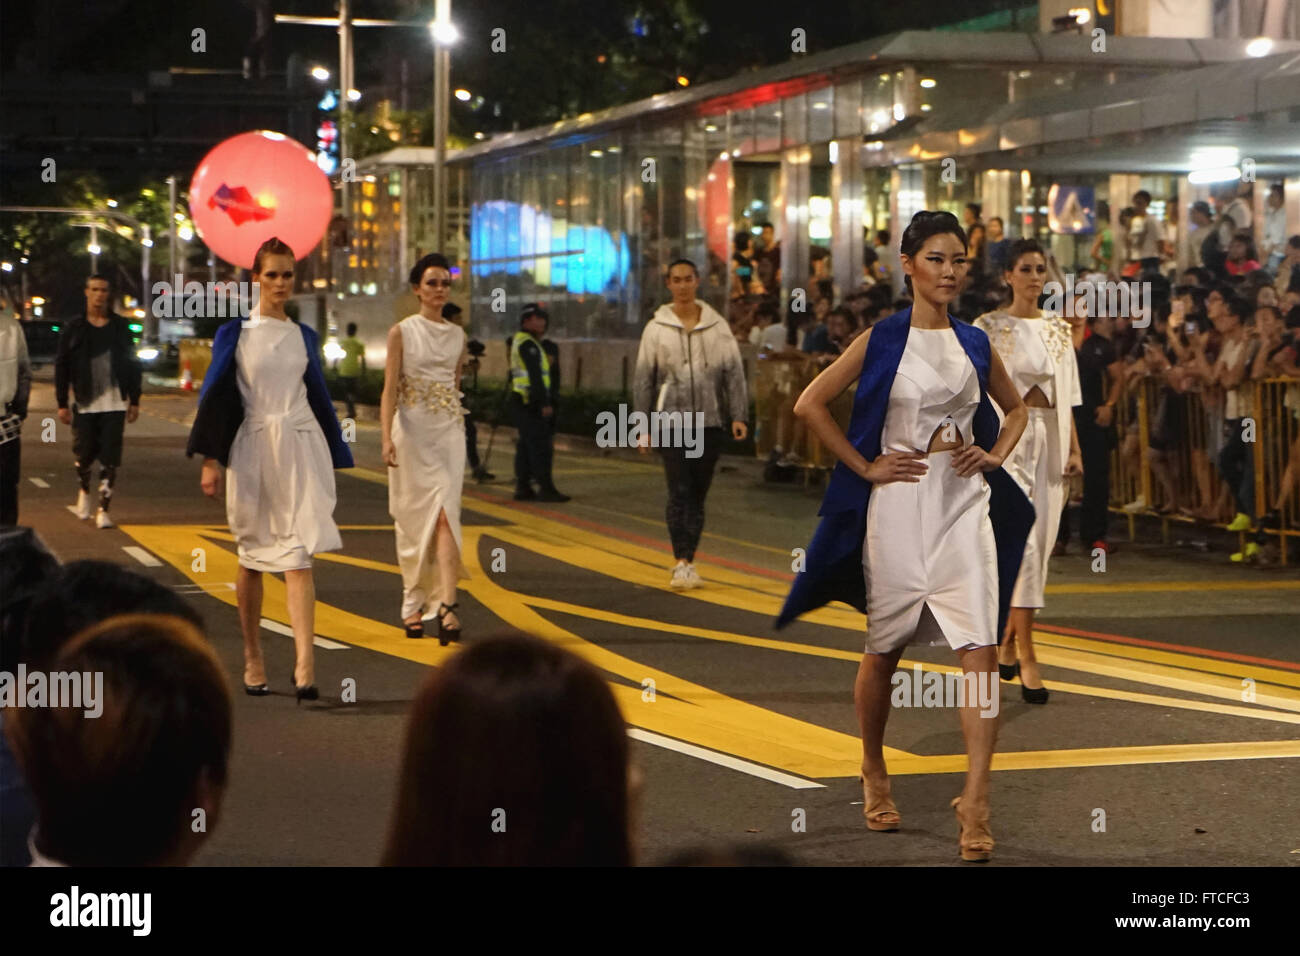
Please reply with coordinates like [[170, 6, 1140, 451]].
[[509, 303, 568, 502]]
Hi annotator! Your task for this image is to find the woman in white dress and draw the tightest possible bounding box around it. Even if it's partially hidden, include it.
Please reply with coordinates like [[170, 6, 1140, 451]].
[[381, 253, 468, 643], [781, 211, 1031, 862], [189, 237, 354, 702], [975, 239, 1083, 704]]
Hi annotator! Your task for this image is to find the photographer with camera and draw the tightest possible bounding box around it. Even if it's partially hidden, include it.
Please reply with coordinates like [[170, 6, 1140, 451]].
[[443, 303, 494, 482]]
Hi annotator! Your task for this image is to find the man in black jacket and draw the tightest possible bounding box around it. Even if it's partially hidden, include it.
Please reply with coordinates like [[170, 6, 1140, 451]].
[[54, 275, 141, 528], [508, 303, 567, 502]]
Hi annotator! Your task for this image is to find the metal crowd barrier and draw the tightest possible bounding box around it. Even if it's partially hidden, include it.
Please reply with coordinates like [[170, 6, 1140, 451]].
[[757, 350, 1300, 562], [1112, 374, 1300, 563], [753, 353, 853, 476]]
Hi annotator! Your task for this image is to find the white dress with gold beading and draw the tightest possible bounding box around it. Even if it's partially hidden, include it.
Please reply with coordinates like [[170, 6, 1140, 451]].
[[388, 314, 467, 619]]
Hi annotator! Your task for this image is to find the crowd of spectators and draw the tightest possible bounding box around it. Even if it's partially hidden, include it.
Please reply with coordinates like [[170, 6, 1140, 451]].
[[724, 185, 1300, 558]]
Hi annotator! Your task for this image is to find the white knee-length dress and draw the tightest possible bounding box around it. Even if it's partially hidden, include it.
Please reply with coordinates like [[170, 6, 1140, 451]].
[[974, 311, 1081, 608], [226, 313, 341, 572], [863, 325, 998, 653], [388, 314, 467, 619]]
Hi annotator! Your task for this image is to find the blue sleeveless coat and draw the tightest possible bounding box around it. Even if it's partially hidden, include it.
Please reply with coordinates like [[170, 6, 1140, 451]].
[[775, 308, 1034, 642], [185, 319, 353, 470]]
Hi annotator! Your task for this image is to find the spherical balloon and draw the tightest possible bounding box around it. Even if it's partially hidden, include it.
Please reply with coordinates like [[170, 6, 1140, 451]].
[[189, 130, 333, 270]]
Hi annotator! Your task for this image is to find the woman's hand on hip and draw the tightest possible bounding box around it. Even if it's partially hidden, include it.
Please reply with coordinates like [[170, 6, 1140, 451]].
[[200, 459, 223, 498], [862, 451, 927, 484], [951, 445, 1001, 478]]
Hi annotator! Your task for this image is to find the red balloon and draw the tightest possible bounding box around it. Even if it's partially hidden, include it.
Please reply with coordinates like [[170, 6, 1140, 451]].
[[189, 130, 333, 270]]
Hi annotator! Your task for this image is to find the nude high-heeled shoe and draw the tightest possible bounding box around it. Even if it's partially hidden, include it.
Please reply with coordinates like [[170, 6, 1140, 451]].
[[861, 775, 901, 831], [951, 796, 993, 862]]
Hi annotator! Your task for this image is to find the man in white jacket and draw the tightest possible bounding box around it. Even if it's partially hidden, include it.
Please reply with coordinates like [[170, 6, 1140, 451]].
[[0, 312, 33, 525], [633, 258, 749, 588]]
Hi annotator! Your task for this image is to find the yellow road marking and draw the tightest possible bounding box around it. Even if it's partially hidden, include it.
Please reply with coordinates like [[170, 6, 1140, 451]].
[[1033, 631, 1300, 689], [1043, 579, 1300, 594], [348, 466, 1300, 705], [510, 591, 1300, 725], [118, 505, 1300, 779], [118, 524, 458, 669]]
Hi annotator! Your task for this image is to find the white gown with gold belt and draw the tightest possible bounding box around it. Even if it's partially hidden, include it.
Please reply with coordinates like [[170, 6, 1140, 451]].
[[388, 314, 467, 619], [974, 311, 1081, 607], [226, 312, 341, 572]]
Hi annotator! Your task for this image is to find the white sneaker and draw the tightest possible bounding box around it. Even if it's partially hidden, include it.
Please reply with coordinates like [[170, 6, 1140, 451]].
[[95, 509, 114, 529], [1121, 496, 1147, 514], [683, 564, 702, 588], [670, 563, 691, 588], [74, 490, 92, 519]]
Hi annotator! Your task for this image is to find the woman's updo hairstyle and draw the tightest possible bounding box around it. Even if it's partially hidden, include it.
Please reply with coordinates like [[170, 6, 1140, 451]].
[[1004, 237, 1046, 274], [898, 211, 968, 292], [251, 236, 296, 275], [409, 252, 453, 287]]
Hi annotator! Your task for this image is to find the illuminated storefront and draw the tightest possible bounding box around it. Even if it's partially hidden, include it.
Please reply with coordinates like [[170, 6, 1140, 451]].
[[347, 27, 1299, 342]]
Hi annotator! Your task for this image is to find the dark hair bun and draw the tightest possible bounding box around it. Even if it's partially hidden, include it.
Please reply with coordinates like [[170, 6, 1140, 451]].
[[899, 210, 967, 259]]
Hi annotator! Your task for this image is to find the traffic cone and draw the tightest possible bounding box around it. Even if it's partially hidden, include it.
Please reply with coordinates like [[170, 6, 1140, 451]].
[[180, 358, 194, 391]]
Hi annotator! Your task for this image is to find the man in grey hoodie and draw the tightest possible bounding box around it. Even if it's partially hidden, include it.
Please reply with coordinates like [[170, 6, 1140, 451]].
[[633, 258, 749, 588]]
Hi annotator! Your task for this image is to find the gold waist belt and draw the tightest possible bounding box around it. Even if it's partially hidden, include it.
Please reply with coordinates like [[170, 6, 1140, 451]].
[[397, 375, 465, 415]]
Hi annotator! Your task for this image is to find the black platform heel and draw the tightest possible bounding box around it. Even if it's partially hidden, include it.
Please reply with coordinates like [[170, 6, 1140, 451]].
[[1021, 684, 1049, 705], [244, 683, 270, 696], [998, 661, 1020, 682], [436, 602, 462, 646], [404, 620, 423, 639]]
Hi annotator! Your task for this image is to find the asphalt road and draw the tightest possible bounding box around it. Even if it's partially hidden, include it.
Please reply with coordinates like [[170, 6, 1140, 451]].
[[10, 376, 1300, 867]]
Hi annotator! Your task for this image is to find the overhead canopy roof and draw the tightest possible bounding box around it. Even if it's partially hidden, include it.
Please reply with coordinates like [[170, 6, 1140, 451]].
[[359, 30, 1293, 172], [878, 49, 1300, 176]]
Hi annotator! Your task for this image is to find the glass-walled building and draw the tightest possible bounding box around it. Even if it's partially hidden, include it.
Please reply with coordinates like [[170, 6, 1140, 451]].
[[347, 18, 1300, 343]]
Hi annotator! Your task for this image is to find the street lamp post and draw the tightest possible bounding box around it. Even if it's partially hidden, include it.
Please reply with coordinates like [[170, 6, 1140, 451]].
[[167, 176, 180, 327], [140, 224, 152, 327], [338, 0, 352, 212], [431, 0, 457, 256]]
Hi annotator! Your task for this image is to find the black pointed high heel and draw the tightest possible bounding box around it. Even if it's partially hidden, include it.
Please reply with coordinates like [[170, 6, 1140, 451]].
[[435, 602, 461, 646], [291, 663, 318, 705], [244, 683, 270, 696]]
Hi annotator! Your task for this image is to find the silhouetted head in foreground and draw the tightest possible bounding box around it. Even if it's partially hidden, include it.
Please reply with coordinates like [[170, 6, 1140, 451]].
[[383, 631, 632, 866]]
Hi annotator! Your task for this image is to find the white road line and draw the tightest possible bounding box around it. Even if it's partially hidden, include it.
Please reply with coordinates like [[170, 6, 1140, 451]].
[[122, 546, 163, 567], [259, 617, 347, 650], [28, 477, 50, 488], [65, 505, 84, 517], [627, 728, 825, 790], [174, 582, 237, 594]]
